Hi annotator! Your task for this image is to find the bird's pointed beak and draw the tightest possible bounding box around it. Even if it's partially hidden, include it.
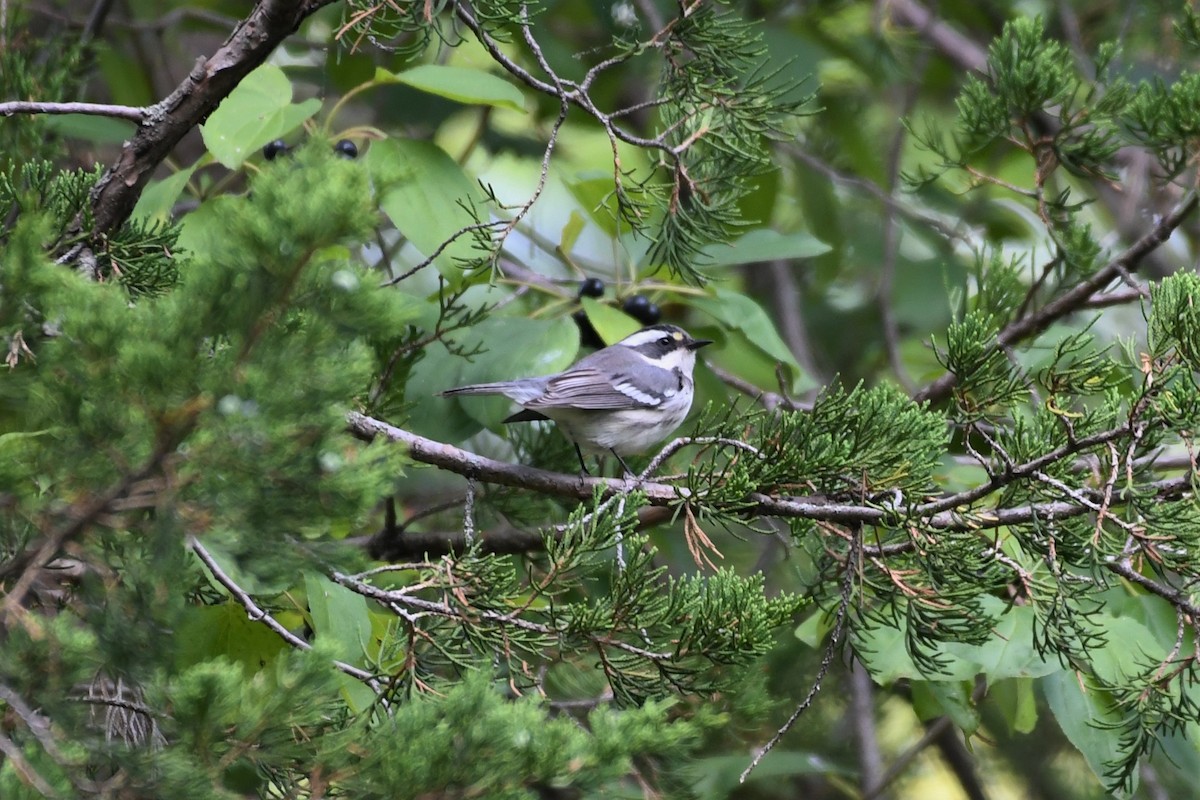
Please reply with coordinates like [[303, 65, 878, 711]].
[[687, 338, 714, 351]]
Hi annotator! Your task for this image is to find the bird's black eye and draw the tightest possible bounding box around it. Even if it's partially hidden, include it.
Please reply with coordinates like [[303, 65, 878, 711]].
[[658, 336, 672, 347]]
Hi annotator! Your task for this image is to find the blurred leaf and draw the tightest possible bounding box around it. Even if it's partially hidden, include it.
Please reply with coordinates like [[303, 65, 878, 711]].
[[689, 288, 810, 388], [447, 315, 580, 428], [794, 608, 833, 647], [855, 596, 1060, 682], [565, 173, 622, 236], [1042, 670, 1137, 798], [702, 229, 830, 267], [1086, 613, 1167, 685], [989, 677, 1039, 735], [580, 297, 640, 344], [560, 210, 586, 255], [367, 138, 488, 285], [175, 603, 287, 673], [326, 49, 377, 93], [41, 114, 136, 144], [133, 164, 198, 223], [376, 65, 526, 111], [304, 572, 371, 665], [912, 680, 979, 734], [408, 315, 579, 440], [96, 46, 155, 107], [687, 750, 850, 799], [200, 64, 321, 169]]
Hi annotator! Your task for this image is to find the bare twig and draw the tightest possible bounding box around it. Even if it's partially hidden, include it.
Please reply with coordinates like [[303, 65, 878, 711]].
[[0, 100, 146, 121], [187, 536, 383, 690], [740, 523, 861, 781]]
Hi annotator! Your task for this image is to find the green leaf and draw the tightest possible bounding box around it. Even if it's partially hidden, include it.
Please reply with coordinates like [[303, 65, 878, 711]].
[[1086, 611, 1168, 685], [793, 609, 833, 648], [855, 597, 1060, 682], [1042, 670, 1138, 798], [41, 114, 136, 144], [991, 677, 1039, 734], [580, 296, 640, 344], [701, 229, 830, 267], [687, 750, 851, 799], [304, 573, 371, 665], [132, 164, 197, 223], [375, 65, 526, 111], [911, 680, 979, 734], [174, 604, 287, 673], [367, 138, 488, 284], [437, 315, 581, 429], [0, 429, 51, 454], [689, 288, 810, 389], [560, 210, 586, 255], [199, 64, 321, 169]]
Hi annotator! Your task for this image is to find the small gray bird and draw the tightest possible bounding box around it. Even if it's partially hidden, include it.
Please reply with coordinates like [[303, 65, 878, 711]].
[[439, 324, 713, 474]]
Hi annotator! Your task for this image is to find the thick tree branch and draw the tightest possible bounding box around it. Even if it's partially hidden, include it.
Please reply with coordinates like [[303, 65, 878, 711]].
[[85, 0, 337, 239]]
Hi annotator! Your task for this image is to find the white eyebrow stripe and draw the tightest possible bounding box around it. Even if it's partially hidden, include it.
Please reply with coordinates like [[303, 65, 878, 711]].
[[614, 381, 663, 405]]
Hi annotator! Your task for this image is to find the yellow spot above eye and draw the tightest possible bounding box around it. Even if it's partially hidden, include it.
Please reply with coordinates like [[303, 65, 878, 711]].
[[672, 332, 683, 341]]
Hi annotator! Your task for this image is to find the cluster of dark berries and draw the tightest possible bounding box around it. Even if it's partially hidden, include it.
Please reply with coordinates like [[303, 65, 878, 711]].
[[262, 139, 358, 161], [570, 277, 662, 348]]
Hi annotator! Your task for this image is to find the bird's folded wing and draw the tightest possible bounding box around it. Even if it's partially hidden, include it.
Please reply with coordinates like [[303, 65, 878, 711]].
[[527, 366, 679, 410]]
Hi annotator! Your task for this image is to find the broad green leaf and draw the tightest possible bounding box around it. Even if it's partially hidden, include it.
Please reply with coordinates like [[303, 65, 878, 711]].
[[174, 603, 287, 673], [705, 327, 802, 395], [0, 429, 51, 454], [1154, 724, 1200, 788], [407, 314, 579, 440], [580, 296, 640, 344], [176, 194, 237, 255], [1042, 670, 1137, 798], [41, 114, 136, 144], [689, 288, 812, 391], [1086, 613, 1167, 685], [367, 138, 488, 284], [701, 229, 830, 267], [854, 597, 1060, 683], [446, 315, 580, 428], [375, 65, 526, 111], [565, 173, 622, 236], [991, 677, 1039, 734], [200, 64, 321, 169], [912, 680, 979, 734], [304, 572, 371, 665], [793, 608, 833, 648], [133, 164, 197, 223]]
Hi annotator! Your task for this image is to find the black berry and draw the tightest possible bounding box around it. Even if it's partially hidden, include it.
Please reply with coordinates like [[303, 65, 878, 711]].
[[262, 139, 288, 161], [572, 310, 605, 349], [622, 294, 658, 325], [334, 139, 358, 159], [641, 302, 662, 325], [577, 277, 605, 298]]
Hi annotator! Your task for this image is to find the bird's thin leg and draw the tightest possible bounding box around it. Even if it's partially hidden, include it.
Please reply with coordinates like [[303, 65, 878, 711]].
[[610, 449, 635, 478], [574, 443, 591, 476]]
